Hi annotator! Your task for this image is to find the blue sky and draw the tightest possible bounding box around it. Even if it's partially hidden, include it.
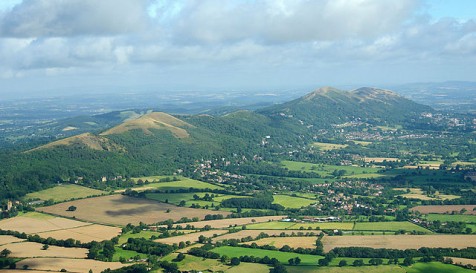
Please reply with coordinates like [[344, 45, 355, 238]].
[[0, 0, 475, 98]]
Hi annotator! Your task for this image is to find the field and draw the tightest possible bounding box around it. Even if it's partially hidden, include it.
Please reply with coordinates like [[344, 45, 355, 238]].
[[145, 192, 246, 208], [272, 195, 316, 208], [38, 195, 231, 226], [0, 235, 24, 245], [155, 229, 228, 245], [112, 247, 147, 262], [353, 222, 430, 233], [425, 213, 476, 223], [225, 262, 269, 273], [172, 216, 285, 229], [15, 258, 125, 273], [407, 262, 475, 273], [162, 253, 229, 272], [118, 230, 164, 244], [363, 157, 399, 163], [286, 265, 406, 273], [211, 246, 323, 265], [213, 230, 310, 241], [37, 224, 122, 242], [312, 142, 348, 151], [452, 257, 476, 267], [394, 188, 460, 201], [322, 235, 476, 252], [129, 176, 223, 190], [24, 184, 106, 202], [281, 160, 386, 179], [411, 205, 476, 215], [3, 241, 87, 258], [0, 212, 89, 234], [246, 221, 354, 230], [252, 236, 318, 249]]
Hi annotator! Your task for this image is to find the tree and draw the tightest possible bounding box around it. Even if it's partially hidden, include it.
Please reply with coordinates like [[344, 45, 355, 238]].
[[318, 258, 329, 266], [67, 206, 77, 211], [174, 253, 185, 262], [42, 244, 49, 250], [269, 264, 287, 273], [230, 257, 240, 266], [403, 257, 414, 266], [0, 248, 11, 257], [339, 260, 348, 267], [353, 259, 364, 267]]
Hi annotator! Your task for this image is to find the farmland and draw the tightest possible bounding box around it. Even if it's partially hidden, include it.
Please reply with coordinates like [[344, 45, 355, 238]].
[[425, 214, 476, 223], [37, 224, 121, 242], [0, 235, 24, 245], [145, 192, 246, 208], [286, 265, 406, 273], [246, 221, 355, 230], [322, 235, 476, 252], [15, 258, 125, 273], [154, 229, 228, 245], [0, 212, 89, 234], [162, 253, 230, 272], [3, 241, 87, 258], [211, 246, 324, 265], [272, 194, 316, 208], [411, 205, 476, 215], [172, 216, 285, 229], [24, 184, 107, 202], [353, 222, 430, 233], [213, 230, 308, 241], [281, 160, 386, 179], [312, 142, 348, 151], [252, 236, 318, 249], [395, 188, 460, 201], [38, 194, 231, 226], [129, 176, 223, 190], [407, 262, 475, 273]]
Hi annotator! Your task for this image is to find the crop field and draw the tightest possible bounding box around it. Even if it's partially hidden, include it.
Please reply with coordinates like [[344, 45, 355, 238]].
[[407, 262, 475, 273], [15, 258, 125, 273], [155, 229, 228, 245], [322, 235, 476, 252], [3, 241, 87, 258], [252, 236, 318, 249], [172, 216, 285, 229], [425, 213, 476, 223], [37, 224, 122, 242], [411, 205, 476, 215], [24, 184, 106, 202], [312, 142, 348, 151], [211, 246, 323, 265], [272, 195, 316, 208], [225, 262, 269, 273], [0, 235, 24, 246], [353, 222, 430, 232], [38, 195, 231, 226], [0, 212, 89, 234], [452, 257, 476, 267], [213, 230, 310, 241]]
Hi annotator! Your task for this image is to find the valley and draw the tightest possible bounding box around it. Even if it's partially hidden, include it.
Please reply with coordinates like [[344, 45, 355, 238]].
[[0, 87, 475, 273]]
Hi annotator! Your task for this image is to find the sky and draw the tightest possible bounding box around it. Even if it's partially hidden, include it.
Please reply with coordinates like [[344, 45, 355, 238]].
[[0, 0, 475, 98]]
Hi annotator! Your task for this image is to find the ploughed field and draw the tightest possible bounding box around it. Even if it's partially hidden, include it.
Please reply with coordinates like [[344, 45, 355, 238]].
[[38, 194, 231, 226], [411, 205, 476, 215]]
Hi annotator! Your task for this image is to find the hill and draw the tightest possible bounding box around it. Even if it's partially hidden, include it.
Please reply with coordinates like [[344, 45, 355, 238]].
[[258, 86, 432, 127]]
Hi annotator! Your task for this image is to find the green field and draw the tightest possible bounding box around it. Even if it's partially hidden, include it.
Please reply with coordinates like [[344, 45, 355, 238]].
[[272, 195, 316, 209], [163, 253, 229, 272], [353, 222, 431, 233], [287, 265, 405, 273], [24, 184, 106, 202], [291, 222, 355, 230], [146, 192, 246, 206], [246, 221, 296, 229], [211, 246, 323, 266], [407, 262, 475, 273], [118, 230, 163, 244], [133, 177, 223, 190], [112, 247, 147, 262], [281, 161, 385, 179], [425, 214, 476, 223], [312, 142, 348, 151]]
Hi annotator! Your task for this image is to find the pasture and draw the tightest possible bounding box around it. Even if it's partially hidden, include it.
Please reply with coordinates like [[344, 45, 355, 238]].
[[322, 235, 476, 252], [3, 241, 87, 258], [130, 176, 223, 190], [162, 253, 229, 272], [286, 265, 406, 273], [425, 213, 476, 223], [15, 258, 125, 273], [281, 160, 385, 179], [353, 222, 430, 233], [411, 205, 476, 215], [155, 229, 228, 245], [38, 195, 231, 226], [407, 262, 475, 273], [246, 221, 354, 230], [145, 192, 246, 207], [252, 236, 318, 249], [272, 195, 316, 209], [172, 216, 285, 229], [395, 188, 460, 201], [24, 184, 106, 202], [211, 246, 323, 265], [214, 230, 311, 241]]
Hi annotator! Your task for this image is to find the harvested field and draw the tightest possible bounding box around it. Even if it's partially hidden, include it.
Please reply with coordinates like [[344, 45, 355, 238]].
[[322, 235, 476, 252], [411, 205, 476, 215], [0, 212, 89, 234], [4, 241, 87, 258], [252, 236, 318, 249], [0, 235, 24, 245], [37, 224, 121, 243], [155, 229, 228, 245], [38, 195, 230, 226], [172, 216, 285, 229], [452, 257, 476, 267], [213, 230, 311, 241], [15, 258, 125, 273]]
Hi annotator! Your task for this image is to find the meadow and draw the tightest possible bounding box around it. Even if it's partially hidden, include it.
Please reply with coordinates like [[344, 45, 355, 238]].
[[272, 194, 316, 208], [406, 262, 475, 273], [24, 184, 106, 202], [353, 222, 430, 233], [425, 213, 476, 223], [312, 142, 348, 151], [211, 246, 323, 266], [130, 176, 223, 190], [155, 229, 228, 245], [252, 236, 318, 249], [286, 265, 406, 273], [281, 160, 386, 179], [145, 192, 246, 208]]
